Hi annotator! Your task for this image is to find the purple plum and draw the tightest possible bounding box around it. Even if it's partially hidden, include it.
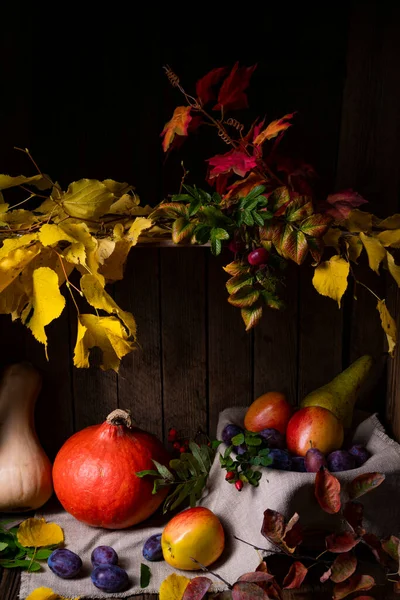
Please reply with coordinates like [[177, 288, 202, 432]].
[[327, 450, 356, 472], [305, 448, 327, 473], [258, 428, 285, 449], [291, 456, 306, 472], [221, 424, 244, 445], [268, 449, 292, 470], [348, 444, 371, 467]]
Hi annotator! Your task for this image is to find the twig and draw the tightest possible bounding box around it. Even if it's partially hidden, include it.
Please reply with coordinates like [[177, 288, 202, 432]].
[[190, 557, 232, 589], [54, 251, 81, 314]]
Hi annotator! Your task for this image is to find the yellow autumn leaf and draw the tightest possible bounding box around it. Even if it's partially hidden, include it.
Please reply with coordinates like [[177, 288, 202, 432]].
[[161, 106, 192, 152], [102, 179, 133, 196], [96, 239, 116, 265], [312, 255, 349, 307], [0, 209, 40, 229], [109, 192, 140, 214], [323, 228, 341, 251], [17, 517, 64, 547], [73, 314, 135, 371], [345, 236, 363, 263], [24, 267, 66, 355], [80, 274, 136, 337], [386, 251, 400, 287], [159, 573, 190, 600], [0, 276, 28, 319], [0, 233, 38, 260], [39, 223, 75, 246], [100, 217, 153, 282], [19, 248, 74, 298], [377, 299, 397, 356], [0, 173, 52, 191], [26, 587, 80, 600], [61, 179, 115, 219], [253, 113, 294, 145], [344, 209, 372, 232], [359, 232, 386, 273], [0, 243, 41, 293], [376, 214, 400, 230], [377, 229, 400, 248]]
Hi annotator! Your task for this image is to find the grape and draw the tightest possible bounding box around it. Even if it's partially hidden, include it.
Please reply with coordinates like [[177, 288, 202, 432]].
[[291, 456, 306, 472], [91, 564, 129, 593], [48, 548, 82, 579], [221, 424, 244, 445], [142, 533, 163, 561], [248, 248, 269, 265], [305, 448, 327, 473], [348, 444, 371, 467], [327, 450, 356, 472], [258, 428, 285, 449], [91, 545, 118, 567], [268, 449, 292, 470]]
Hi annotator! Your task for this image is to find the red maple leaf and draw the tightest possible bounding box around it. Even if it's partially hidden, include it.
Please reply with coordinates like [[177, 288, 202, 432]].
[[326, 189, 368, 220], [207, 149, 258, 179], [196, 66, 228, 106], [213, 62, 257, 111]]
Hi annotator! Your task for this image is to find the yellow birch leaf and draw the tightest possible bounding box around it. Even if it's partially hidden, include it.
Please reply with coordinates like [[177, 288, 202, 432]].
[[0, 173, 52, 191], [0, 243, 41, 293], [377, 299, 397, 356], [377, 229, 400, 248], [359, 232, 386, 273], [100, 217, 153, 282], [80, 274, 136, 338], [109, 192, 141, 214], [63, 242, 87, 266], [17, 517, 64, 547], [73, 314, 135, 371], [376, 214, 400, 230], [19, 248, 73, 298], [61, 179, 115, 219], [39, 223, 75, 246], [102, 179, 134, 196], [323, 228, 342, 251], [344, 209, 373, 232], [25, 267, 66, 355], [312, 255, 349, 307], [386, 251, 400, 287], [0, 276, 28, 319], [345, 236, 363, 263], [96, 239, 115, 265], [0, 233, 38, 260], [0, 209, 39, 229], [26, 587, 80, 600], [159, 573, 190, 600], [113, 223, 125, 239]]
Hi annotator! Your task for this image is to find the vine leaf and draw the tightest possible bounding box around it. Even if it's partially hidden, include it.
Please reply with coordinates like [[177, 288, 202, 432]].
[[359, 233, 386, 273], [241, 306, 263, 331], [161, 106, 192, 152], [253, 113, 295, 145], [213, 62, 257, 111], [208, 149, 257, 179], [326, 190, 368, 220], [377, 300, 397, 355], [282, 561, 308, 589], [196, 66, 228, 106], [345, 236, 363, 264], [314, 467, 341, 514], [261, 510, 302, 553], [312, 255, 350, 307], [332, 574, 375, 599]]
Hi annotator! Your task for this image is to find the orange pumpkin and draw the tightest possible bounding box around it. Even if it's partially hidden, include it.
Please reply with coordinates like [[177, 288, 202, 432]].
[[52, 409, 170, 529]]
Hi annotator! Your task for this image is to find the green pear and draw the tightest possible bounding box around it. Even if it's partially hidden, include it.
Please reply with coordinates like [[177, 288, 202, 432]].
[[300, 355, 374, 428]]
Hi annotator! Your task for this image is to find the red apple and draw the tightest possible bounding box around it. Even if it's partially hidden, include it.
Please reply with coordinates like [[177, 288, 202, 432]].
[[244, 391, 293, 435], [161, 506, 225, 570], [286, 406, 344, 457]]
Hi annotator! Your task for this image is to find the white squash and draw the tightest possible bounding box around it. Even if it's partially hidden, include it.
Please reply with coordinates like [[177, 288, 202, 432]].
[[0, 362, 53, 511]]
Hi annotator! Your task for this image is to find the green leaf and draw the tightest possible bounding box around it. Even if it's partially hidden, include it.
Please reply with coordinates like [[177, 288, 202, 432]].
[[136, 469, 159, 478], [211, 236, 222, 256], [180, 453, 201, 477], [260, 456, 272, 467], [172, 218, 196, 244], [170, 483, 193, 511], [244, 435, 262, 446], [223, 260, 251, 277], [151, 202, 189, 219], [242, 209, 254, 226], [228, 287, 260, 308], [140, 563, 151, 588], [193, 224, 211, 244], [0, 558, 40, 570], [212, 227, 230, 240], [152, 478, 167, 494], [171, 194, 193, 202], [300, 213, 332, 237], [152, 460, 175, 481], [189, 442, 209, 474], [226, 274, 254, 295], [270, 186, 291, 212], [212, 192, 222, 204], [188, 198, 202, 216], [0, 542, 8, 552], [243, 185, 266, 202], [252, 211, 265, 226], [224, 445, 233, 459], [285, 196, 313, 222], [231, 433, 245, 446]]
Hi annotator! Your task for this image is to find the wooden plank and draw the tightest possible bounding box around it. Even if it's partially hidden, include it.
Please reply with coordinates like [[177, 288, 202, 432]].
[[115, 249, 163, 439], [254, 265, 299, 405], [207, 251, 253, 436], [161, 248, 207, 439], [387, 282, 400, 440]]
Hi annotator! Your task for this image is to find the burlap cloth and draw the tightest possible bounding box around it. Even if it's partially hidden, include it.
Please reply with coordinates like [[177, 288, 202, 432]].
[[20, 409, 400, 599]]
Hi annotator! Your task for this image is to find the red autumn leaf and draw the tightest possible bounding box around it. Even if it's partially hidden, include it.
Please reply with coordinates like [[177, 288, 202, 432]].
[[196, 66, 228, 106], [261, 509, 286, 545], [285, 196, 314, 222], [315, 467, 341, 514], [214, 62, 257, 111], [332, 574, 375, 599], [208, 172, 230, 196], [161, 106, 192, 152], [282, 561, 308, 589], [208, 149, 258, 179], [256, 561, 269, 572], [182, 576, 212, 599], [343, 501, 365, 536], [363, 532, 393, 567], [237, 572, 274, 584], [300, 213, 332, 238], [348, 472, 385, 500], [381, 535, 400, 571], [308, 237, 324, 265], [326, 532, 360, 553], [283, 513, 303, 551], [330, 552, 357, 583], [279, 226, 309, 265], [326, 189, 368, 221], [232, 581, 270, 599], [254, 113, 295, 145]]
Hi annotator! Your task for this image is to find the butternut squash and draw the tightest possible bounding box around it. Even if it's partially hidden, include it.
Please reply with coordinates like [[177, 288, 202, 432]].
[[0, 362, 53, 511]]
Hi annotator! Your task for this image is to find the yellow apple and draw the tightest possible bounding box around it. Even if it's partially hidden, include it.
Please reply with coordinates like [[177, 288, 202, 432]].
[[161, 506, 225, 570]]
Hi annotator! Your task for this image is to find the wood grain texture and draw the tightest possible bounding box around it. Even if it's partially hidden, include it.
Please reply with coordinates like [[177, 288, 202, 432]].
[[387, 281, 400, 440], [207, 252, 253, 436], [160, 249, 207, 439], [115, 249, 163, 439]]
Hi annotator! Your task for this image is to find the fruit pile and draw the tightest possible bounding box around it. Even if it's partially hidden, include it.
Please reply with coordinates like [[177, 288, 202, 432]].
[[220, 355, 374, 488], [47, 546, 128, 593]]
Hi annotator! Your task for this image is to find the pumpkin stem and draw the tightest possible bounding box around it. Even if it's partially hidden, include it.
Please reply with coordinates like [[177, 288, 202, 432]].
[[106, 409, 132, 428]]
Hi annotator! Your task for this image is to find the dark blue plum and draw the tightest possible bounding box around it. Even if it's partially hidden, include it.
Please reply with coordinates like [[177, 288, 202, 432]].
[[142, 533, 163, 561], [233, 444, 247, 455], [48, 548, 82, 579], [91, 545, 118, 567], [348, 444, 371, 467], [291, 456, 306, 472], [221, 424, 244, 445], [268, 449, 292, 470], [305, 448, 327, 473], [91, 564, 129, 593], [327, 450, 356, 472], [258, 428, 285, 449]]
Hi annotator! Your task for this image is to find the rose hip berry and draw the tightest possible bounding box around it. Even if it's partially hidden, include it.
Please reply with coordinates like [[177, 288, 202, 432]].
[[247, 248, 269, 265], [173, 442, 181, 451], [235, 480, 244, 491], [168, 428, 178, 442], [225, 471, 235, 481]]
